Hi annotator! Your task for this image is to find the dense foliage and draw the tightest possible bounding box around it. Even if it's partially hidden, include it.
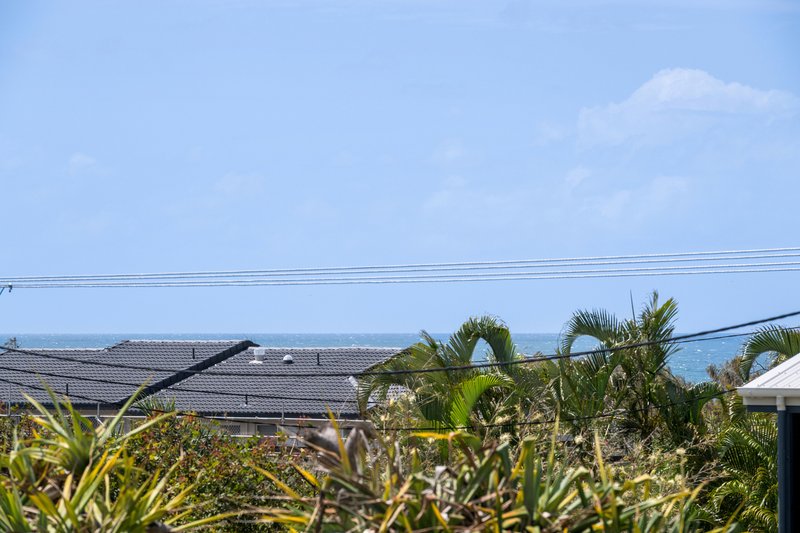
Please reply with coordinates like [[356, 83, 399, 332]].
[[0, 393, 223, 531], [1, 292, 791, 531], [258, 420, 737, 531]]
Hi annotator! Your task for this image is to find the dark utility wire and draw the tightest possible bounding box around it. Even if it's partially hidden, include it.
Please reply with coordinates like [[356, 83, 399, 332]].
[[366, 389, 738, 432], [0, 364, 356, 404], [3, 309, 799, 378], [0, 373, 737, 434]]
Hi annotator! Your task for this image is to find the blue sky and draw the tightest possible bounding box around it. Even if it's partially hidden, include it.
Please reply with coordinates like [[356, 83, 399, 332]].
[[1, 0, 799, 334]]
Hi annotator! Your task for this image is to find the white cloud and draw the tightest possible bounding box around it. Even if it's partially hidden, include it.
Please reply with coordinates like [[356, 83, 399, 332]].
[[162, 172, 270, 233], [593, 176, 690, 221], [578, 68, 800, 146], [214, 173, 264, 196], [559, 166, 689, 223], [597, 189, 632, 219], [564, 166, 590, 190], [68, 152, 98, 175], [422, 175, 531, 226], [433, 139, 466, 163], [533, 121, 569, 146]]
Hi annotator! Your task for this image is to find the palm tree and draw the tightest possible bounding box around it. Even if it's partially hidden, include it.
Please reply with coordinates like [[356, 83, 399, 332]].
[[739, 325, 800, 381], [708, 415, 778, 531], [356, 316, 519, 430], [558, 291, 688, 438]]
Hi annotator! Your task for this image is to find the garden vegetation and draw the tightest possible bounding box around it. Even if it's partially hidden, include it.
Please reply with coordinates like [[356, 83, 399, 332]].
[[0, 291, 792, 531]]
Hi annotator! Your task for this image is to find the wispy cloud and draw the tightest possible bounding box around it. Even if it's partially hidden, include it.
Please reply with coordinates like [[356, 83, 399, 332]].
[[578, 68, 800, 146], [533, 121, 570, 146], [162, 172, 270, 233], [555, 164, 691, 224], [564, 166, 590, 190], [68, 152, 99, 175], [433, 139, 466, 164], [214, 172, 265, 196]]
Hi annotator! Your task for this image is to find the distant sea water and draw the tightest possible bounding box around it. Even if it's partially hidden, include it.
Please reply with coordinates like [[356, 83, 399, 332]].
[[0, 333, 742, 383]]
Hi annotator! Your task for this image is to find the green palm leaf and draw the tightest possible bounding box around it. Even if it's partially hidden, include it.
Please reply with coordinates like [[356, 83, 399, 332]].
[[740, 325, 800, 380]]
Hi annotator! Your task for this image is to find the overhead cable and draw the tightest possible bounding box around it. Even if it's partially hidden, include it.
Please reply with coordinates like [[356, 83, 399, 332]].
[[4, 246, 800, 287], [3, 309, 799, 378], [0, 364, 356, 404], [0, 373, 736, 434], [3, 249, 800, 283], [368, 389, 737, 432], [7, 261, 800, 288]]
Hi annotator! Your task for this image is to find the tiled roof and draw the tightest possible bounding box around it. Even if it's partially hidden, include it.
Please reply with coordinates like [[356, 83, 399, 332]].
[[0, 340, 253, 407], [152, 347, 399, 418]]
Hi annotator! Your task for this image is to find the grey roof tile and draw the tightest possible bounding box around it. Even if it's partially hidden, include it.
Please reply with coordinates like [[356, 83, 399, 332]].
[[0, 340, 253, 407], [152, 347, 399, 418]]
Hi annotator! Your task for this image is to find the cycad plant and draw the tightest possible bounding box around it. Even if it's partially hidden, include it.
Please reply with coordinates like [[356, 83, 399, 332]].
[[0, 390, 228, 532]]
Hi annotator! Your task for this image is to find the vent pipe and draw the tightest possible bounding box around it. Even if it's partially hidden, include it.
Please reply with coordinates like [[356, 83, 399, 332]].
[[250, 347, 267, 364]]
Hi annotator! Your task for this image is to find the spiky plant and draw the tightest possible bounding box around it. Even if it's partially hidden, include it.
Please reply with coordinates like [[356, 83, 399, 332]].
[[0, 389, 231, 531], [254, 418, 739, 532]]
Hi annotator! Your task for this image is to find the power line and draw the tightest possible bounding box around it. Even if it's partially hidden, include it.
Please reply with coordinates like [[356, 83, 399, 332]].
[[4, 249, 800, 284], [0, 375, 360, 429], [0, 371, 737, 434], [3, 246, 798, 282], [11, 267, 800, 288], [369, 389, 738, 432], [0, 374, 366, 432], [3, 309, 798, 378], [4, 247, 800, 288], [0, 328, 773, 412], [8, 260, 800, 288], [465, 325, 800, 364], [0, 364, 357, 405]]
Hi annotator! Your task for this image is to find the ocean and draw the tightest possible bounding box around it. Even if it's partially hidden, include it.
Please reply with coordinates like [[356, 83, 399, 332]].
[[0, 333, 741, 383]]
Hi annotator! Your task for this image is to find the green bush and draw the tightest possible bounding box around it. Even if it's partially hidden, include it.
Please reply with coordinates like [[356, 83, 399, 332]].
[[0, 392, 227, 532], [256, 418, 739, 532], [123, 414, 312, 532]]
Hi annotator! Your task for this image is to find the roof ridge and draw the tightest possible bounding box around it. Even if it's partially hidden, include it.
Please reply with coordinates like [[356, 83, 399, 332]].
[[4, 347, 105, 352], [244, 346, 401, 350], [120, 339, 251, 343]]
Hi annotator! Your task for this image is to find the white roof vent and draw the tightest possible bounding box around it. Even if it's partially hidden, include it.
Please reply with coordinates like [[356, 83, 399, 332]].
[[282, 354, 294, 364], [250, 347, 267, 364]]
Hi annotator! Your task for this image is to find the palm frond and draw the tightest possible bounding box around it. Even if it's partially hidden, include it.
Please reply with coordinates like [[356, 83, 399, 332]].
[[559, 308, 621, 354], [740, 325, 800, 380]]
